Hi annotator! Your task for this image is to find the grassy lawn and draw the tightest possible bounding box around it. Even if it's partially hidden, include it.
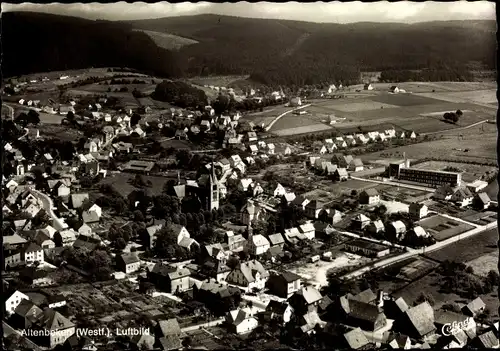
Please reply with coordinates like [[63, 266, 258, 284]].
[[98, 173, 169, 198]]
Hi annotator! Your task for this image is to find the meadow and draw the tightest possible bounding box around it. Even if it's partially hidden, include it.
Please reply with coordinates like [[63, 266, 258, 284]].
[[133, 29, 198, 50]]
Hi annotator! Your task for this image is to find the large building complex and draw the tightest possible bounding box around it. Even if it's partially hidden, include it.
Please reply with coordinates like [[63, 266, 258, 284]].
[[387, 160, 461, 188]]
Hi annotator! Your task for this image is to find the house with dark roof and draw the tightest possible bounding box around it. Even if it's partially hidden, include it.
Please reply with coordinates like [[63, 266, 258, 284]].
[[297, 310, 326, 334], [450, 187, 474, 207], [473, 330, 499, 348], [194, 280, 241, 316], [341, 298, 387, 332], [409, 203, 428, 220], [473, 192, 491, 210], [359, 188, 380, 205], [384, 296, 409, 320], [164, 268, 191, 294], [267, 271, 302, 298], [11, 299, 44, 329], [31, 308, 76, 348], [263, 300, 293, 325], [199, 258, 231, 283], [305, 200, 324, 219], [116, 253, 141, 274], [288, 286, 323, 315]]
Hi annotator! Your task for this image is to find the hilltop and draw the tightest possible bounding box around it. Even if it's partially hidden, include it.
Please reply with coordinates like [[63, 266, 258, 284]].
[[2, 12, 496, 86]]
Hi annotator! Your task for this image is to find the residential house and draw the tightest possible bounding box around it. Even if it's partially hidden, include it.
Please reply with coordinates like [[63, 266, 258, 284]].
[[200, 259, 231, 283], [298, 311, 326, 334], [334, 168, 349, 182], [388, 334, 412, 349], [364, 83, 374, 91], [409, 203, 428, 220], [384, 296, 409, 320], [226, 231, 247, 251], [239, 178, 254, 192], [247, 132, 258, 142], [359, 188, 380, 205], [22, 242, 44, 265], [305, 200, 324, 219], [462, 297, 486, 317], [249, 144, 259, 155], [349, 158, 364, 172], [241, 200, 264, 226], [466, 180, 488, 193], [218, 158, 231, 173], [389, 86, 400, 93], [268, 233, 285, 250], [344, 328, 370, 350], [473, 192, 491, 210], [226, 260, 269, 292], [474, 330, 499, 348], [172, 224, 199, 251], [248, 234, 270, 256], [273, 183, 287, 197], [11, 299, 43, 329], [451, 187, 474, 207], [70, 193, 90, 209], [116, 253, 141, 274], [366, 220, 385, 235], [267, 143, 275, 155], [78, 223, 93, 236], [387, 220, 406, 240], [434, 185, 455, 201], [335, 137, 347, 149], [263, 300, 293, 325], [409, 226, 429, 238], [351, 214, 371, 230], [245, 156, 255, 165], [410, 131, 417, 139], [165, 268, 191, 293], [195, 280, 241, 315], [435, 310, 476, 339], [298, 222, 316, 240], [226, 308, 259, 334], [282, 192, 296, 204], [5, 290, 30, 315], [267, 271, 302, 298], [31, 308, 76, 348], [54, 229, 77, 247], [292, 196, 310, 211], [342, 298, 388, 332], [288, 286, 323, 315], [402, 302, 436, 339]]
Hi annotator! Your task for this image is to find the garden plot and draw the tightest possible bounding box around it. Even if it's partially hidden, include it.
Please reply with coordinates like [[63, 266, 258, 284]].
[[466, 252, 498, 277], [396, 257, 440, 281], [417, 215, 475, 241], [416, 89, 498, 106]]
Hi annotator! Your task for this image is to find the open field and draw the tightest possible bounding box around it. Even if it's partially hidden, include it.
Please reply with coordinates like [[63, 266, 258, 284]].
[[369, 81, 497, 93], [37, 124, 83, 141], [418, 215, 475, 241], [425, 227, 498, 263], [466, 252, 498, 277], [360, 122, 497, 164], [75, 82, 157, 94], [328, 100, 399, 112], [133, 29, 198, 50], [271, 123, 333, 136], [416, 89, 497, 107], [411, 161, 498, 183], [160, 138, 193, 149], [187, 75, 250, 88], [370, 93, 445, 107], [97, 173, 170, 198]]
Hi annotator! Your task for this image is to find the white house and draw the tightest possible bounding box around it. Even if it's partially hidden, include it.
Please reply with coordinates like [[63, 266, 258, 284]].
[[239, 178, 254, 192], [248, 235, 271, 256], [5, 290, 30, 315], [273, 183, 287, 197], [226, 308, 259, 334], [117, 253, 141, 274], [409, 203, 428, 220], [298, 222, 315, 240], [226, 260, 269, 291]]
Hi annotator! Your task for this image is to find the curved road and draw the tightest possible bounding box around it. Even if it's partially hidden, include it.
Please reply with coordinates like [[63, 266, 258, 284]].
[[265, 103, 312, 131]]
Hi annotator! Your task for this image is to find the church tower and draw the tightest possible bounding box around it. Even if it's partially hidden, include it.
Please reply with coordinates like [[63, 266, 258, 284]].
[[208, 163, 220, 211]]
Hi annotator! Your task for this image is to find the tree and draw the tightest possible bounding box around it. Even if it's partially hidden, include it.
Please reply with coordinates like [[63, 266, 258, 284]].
[[131, 113, 141, 126], [415, 292, 435, 306], [27, 109, 40, 125], [456, 109, 463, 117]]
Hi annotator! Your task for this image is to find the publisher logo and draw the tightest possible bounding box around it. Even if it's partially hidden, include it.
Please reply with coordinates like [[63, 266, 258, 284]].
[[442, 318, 473, 336]]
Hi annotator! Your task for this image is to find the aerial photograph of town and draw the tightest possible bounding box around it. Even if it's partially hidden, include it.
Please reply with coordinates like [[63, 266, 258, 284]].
[[1, 1, 498, 350]]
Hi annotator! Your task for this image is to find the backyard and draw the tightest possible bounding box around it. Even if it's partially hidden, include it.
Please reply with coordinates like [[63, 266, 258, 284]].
[[417, 215, 475, 241]]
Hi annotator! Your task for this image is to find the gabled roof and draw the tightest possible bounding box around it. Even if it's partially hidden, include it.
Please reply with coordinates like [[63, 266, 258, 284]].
[[15, 299, 43, 318], [280, 271, 302, 283], [167, 268, 191, 280], [351, 288, 377, 303], [266, 300, 290, 314], [344, 327, 370, 350], [390, 220, 406, 231], [238, 260, 268, 283], [362, 188, 379, 197], [158, 318, 181, 337], [159, 335, 182, 351], [268, 233, 285, 246], [295, 286, 322, 305], [348, 299, 383, 323], [476, 192, 491, 204], [299, 222, 315, 233], [37, 308, 75, 331], [464, 297, 486, 315], [412, 226, 427, 237], [120, 253, 140, 265], [405, 302, 435, 337], [353, 214, 370, 222], [477, 330, 500, 348]]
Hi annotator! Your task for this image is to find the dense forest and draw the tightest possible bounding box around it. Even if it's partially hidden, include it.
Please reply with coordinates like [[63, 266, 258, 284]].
[[3, 12, 496, 86], [152, 81, 208, 108], [2, 12, 185, 78]]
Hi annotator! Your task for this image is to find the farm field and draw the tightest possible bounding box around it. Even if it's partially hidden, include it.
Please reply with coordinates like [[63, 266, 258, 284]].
[[416, 89, 497, 107], [187, 75, 250, 87], [395, 257, 440, 281], [425, 227, 498, 263], [133, 29, 198, 50], [75, 82, 157, 94], [466, 252, 498, 277], [370, 81, 497, 93], [360, 123, 497, 164], [411, 161, 498, 183], [417, 215, 475, 241], [369, 93, 445, 107], [271, 123, 333, 136]]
